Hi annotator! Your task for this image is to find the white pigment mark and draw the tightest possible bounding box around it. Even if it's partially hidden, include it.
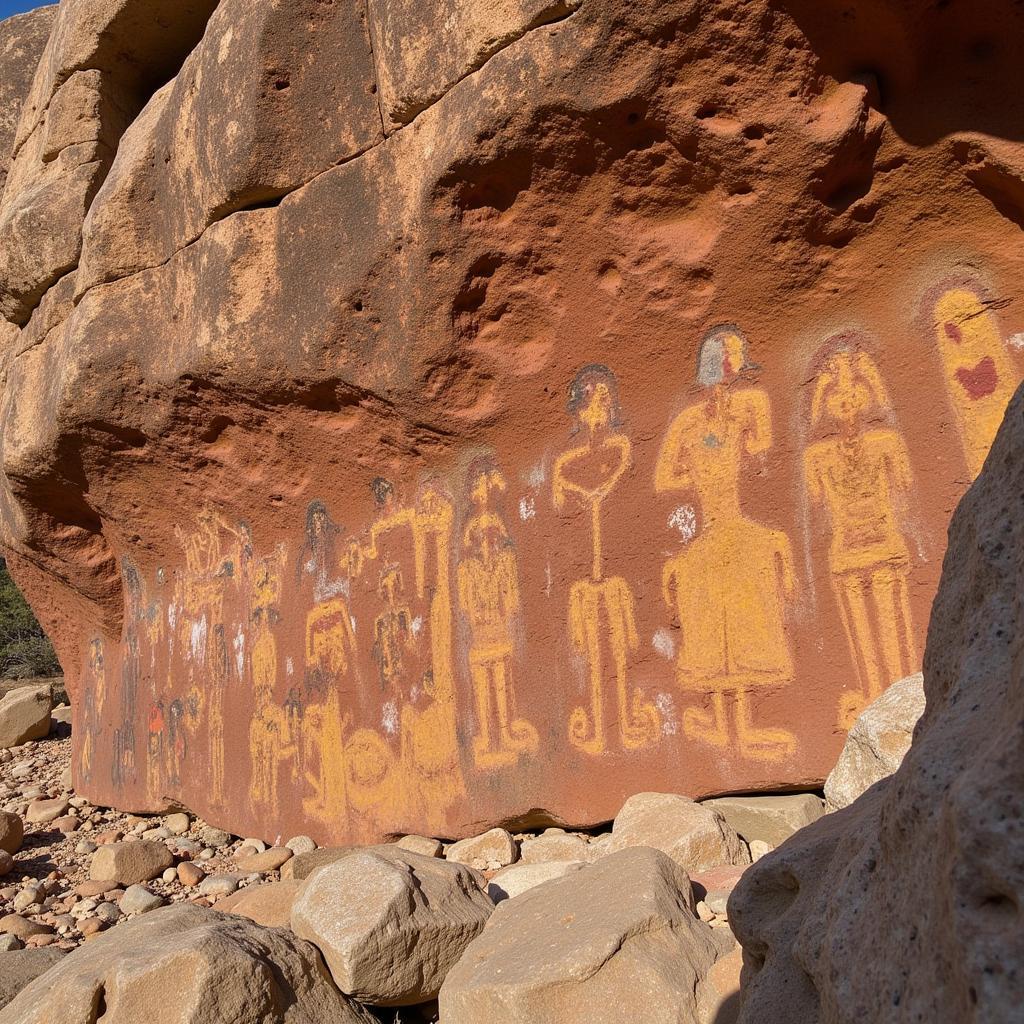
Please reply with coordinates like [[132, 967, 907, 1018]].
[[1009, 332, 1024, 350], [189, 615, 208, 663], [233, 630, 245, 679], [524, 461, 546, 488], [382, 701, 399, 736], [286, 657, 294, 677], [411, 616, 423, 637], [655, 692, 678, 736], [519, 497, 536, 521], [668, 505, 698, 542], [652, 628, 675, 660]]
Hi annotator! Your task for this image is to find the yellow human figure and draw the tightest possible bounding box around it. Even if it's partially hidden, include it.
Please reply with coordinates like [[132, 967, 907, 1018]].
[[458, 462, 538, 769], [553, 365, 661, 755], [930, 282, 1018, 478], [655, 326, 797, 762], [306, 599, 356, 680], [301, 686, 352, 829], [372, 566, 411, 692], [247, 553, 296, 817], [351, 480, 465, 831], [803, 341, 918, 729]]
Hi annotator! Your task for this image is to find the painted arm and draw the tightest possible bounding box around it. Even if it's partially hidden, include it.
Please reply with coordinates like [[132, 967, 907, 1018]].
[[654, 413, 693, 493], [744, 390, 773, 457]]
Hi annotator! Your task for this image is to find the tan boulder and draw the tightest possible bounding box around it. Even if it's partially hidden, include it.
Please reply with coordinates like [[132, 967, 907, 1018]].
[[233, 846, 292, 873], [519, 828, 589, 864], [606, 793, 750, 873], [439, 847, 732, 1024], [0, 814, 23, 856], [291, 846, 494, 1006], [0, 918, 49, 941], [0, 904, 375, 1023], [446, 827, 517, 869], [216, 879, 301, 929], [395, 834, 443, 858], [729, 389, 1024, 1022], [487, 860, 583, 902], [823, 673, 926, 811], [700, 794, 823, 847], [89, 840, 173, 886], [24, 798, 68, 825], [0, 948, 65, 1012], [281, 846, 353, 881], [0, 686, 50, 750]]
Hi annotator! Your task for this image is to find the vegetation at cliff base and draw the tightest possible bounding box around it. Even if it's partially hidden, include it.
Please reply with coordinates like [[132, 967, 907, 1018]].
[[0, 558, 59, 678]]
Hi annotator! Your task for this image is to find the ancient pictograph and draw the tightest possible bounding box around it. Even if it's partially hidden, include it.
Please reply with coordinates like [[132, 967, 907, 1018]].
[[803, 337, 919, 728], [655, 327, 798, 763], [926, 277, 1018, 479], [457, 459, 538, 769], [553, 365, 661, 755]]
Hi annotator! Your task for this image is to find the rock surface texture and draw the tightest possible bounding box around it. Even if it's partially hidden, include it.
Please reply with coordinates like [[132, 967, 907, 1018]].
[[0, 903, 375, 1024], [823, 672, 925, 811], [291, 846, 494, 1006], [1, 0, 1024, 844], [729, 386, 1024, 1022], [439, 846, 731, 1023]]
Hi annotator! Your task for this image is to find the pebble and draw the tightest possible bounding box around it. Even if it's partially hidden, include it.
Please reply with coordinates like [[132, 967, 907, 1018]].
[[119, 885, 164, 915], [198, 874, 240, 898], [177, 862, 204, 887], [165, 813, 190, 835], [285, 835, 317, 855], [161, 867, 178, 883], [95, 902, 121, 924], [0, 934, 21, 951], [200, 827, 232, 849]]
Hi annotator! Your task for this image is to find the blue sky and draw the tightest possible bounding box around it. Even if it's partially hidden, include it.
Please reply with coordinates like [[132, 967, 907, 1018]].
[[0, 2, 46, 19]]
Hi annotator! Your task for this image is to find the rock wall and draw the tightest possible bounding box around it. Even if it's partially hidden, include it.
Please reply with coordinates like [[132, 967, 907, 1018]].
[[729, 382, 1024, 1023], [0, 0, 1023, 843], [0, 6, 55, 198]]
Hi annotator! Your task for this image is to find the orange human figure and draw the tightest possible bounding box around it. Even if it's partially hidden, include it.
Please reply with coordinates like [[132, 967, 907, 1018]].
[[553, 365, 661, 755], [803, 337, 919, 728], [457, 460, 538, 768], [247, 551, 297, 817], [655, 326, 797, 762], [927, 278, 1018, 478]]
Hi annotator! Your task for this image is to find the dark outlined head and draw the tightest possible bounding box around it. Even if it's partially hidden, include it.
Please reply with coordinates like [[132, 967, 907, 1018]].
[[567, 364, 622, 434], [696, 324, 756, 386]]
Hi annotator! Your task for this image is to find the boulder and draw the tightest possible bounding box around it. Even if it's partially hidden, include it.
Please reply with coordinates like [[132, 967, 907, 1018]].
[[0, 815, 22, 857], [729, 387, 1024, 1022], [823, 673, 926, 811], [606, 793, 750, 873], [0, 687, 50, 750], [446, 827, 517, 869], [281, 846, 354, 881], [0, 904, 375, 1023], [487, 860, 583, 903], [0, 948, 65, 1012], [700, 794, 824, 847], [519, 829, 590, 864], [394, 834, 443, 858], [89, 840, 173, 886], [216, 879, 301, 929], [439, 847, 732, 1023], [24, 798, 68, 825], [291, 846, 494, 1006], [233, 846, 292, 873]]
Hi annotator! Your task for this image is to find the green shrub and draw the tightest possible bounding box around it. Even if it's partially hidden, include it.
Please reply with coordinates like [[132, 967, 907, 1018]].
[[0, 559, 60, 679]]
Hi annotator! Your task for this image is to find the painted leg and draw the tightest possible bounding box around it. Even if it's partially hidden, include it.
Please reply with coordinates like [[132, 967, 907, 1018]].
[[568, 588, 606, 755], [868, 567, 910, 695], [837, 574, 885, 728], [683, 691, 730, 748], [734, 688, 796, 763], [494, 657, 539, 757], [470, 660, 502, 767]]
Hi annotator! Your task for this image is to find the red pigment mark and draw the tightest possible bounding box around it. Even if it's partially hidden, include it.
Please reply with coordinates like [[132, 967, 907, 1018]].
[[944, 321, 963, 344], [955, 355, 999, 400]]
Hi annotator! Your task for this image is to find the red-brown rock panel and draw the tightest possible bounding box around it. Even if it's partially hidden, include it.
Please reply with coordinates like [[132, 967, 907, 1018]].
[[0, 0, 1023, 844]]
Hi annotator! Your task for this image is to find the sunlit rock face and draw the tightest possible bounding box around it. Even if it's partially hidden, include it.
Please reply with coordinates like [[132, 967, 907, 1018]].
[[0, 0, 1023, 843]]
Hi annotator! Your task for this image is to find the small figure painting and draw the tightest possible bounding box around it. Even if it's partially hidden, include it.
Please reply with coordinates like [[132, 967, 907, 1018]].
[[553, 365, 661, 755]]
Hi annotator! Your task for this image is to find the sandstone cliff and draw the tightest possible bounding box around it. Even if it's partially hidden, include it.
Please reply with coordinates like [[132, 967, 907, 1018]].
[[0, 0, 1023, 843]]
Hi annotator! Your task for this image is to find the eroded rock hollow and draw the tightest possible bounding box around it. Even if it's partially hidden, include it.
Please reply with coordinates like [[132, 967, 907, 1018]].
[[1, 0, 1023, 843]]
